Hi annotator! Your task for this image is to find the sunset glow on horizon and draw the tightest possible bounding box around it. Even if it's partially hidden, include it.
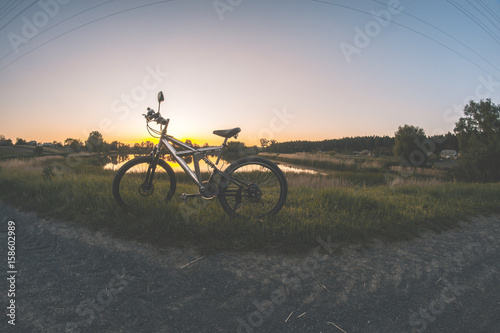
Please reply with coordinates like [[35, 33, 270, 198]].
[[1, 0, 499, 147]]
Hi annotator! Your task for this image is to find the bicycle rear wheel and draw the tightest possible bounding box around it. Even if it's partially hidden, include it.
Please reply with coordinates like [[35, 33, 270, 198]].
[[218, 156, 287, 218], [112, 156, 176, 212]]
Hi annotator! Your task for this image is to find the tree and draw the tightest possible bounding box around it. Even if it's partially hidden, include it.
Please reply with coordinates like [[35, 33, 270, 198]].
[[0, 135, 12, 146], [15, 137, 26, 145], [222, 141, 256, 159], [454, 99, 500, 181], [109, 141, 119, 151], [64, 138, 82, 152], [85, 131, 104, 153], [393, 125, 428, 166], [260, 138, 270, 148], [118, 143, 130, 153]]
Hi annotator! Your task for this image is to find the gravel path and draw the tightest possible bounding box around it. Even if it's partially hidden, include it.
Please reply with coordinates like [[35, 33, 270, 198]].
[[1, 201, 499, 332]]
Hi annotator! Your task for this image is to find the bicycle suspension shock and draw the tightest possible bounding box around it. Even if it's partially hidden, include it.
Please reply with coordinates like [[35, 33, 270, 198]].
[[203, 156, 217, 169]]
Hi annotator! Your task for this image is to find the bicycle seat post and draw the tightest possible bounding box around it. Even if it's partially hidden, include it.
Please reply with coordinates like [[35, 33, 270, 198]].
[[216, 137, 229, 165]]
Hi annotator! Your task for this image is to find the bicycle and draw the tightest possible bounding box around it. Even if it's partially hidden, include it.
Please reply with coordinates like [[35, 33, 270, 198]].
[[112, 91, 287, 218]]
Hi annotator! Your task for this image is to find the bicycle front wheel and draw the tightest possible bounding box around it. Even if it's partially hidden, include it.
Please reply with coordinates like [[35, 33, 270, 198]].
[[112, 156, 176, 212], [218, 156, 287, 218]]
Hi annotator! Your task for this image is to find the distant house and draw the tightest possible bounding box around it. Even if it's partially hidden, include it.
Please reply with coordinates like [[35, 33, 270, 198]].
[[42, 142, 54, 147], [27, 140, 37, 146], [440, 150, 457, 159], [358, 150, 372, 156]]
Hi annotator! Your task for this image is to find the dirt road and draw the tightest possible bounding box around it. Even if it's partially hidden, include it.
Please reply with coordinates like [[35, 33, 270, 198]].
[[1, 201, 499, 332]]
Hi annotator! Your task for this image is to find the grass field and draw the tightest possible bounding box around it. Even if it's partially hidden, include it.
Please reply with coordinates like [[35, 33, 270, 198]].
[[0, 153, 499, 253], [0, 145, 68, 159]]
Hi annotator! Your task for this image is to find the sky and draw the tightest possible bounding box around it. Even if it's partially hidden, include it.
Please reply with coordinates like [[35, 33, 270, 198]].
[[1, 0, 500, 146]]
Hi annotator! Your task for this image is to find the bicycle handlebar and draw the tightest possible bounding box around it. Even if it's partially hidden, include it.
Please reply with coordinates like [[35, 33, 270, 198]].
[[156, 116, 169, 126], [143, 107, 169, 126]]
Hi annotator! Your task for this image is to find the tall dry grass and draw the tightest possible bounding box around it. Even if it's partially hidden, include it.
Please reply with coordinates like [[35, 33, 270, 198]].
[[0, 156, 65, 172], [389, 165, 445, 177], [387, 177, 443, 188], [286, 173, 354, 188], [260, 152, 386, 172]]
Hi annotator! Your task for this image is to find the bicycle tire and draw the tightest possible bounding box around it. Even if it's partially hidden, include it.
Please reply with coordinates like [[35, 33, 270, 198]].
[[112, 156, 176, 211], [218, 156, 287, 218]]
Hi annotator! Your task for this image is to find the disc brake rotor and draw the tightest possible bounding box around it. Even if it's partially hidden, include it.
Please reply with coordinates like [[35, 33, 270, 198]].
[[138, 183, 154, 197], [246, 183, 262, 203]]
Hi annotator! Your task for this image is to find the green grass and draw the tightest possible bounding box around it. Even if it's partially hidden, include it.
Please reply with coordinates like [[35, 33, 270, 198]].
[[0, 145, 68, 159], [0, 155, 499, 253]]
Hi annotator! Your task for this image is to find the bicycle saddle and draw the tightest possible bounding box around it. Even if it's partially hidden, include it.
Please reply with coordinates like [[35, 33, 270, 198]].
[[213, 127, 241, 138]]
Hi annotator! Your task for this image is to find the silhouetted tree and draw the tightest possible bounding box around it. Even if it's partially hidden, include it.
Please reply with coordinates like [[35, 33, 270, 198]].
[[109, 141, 119, 151], [15, 138, 26, 145], [0, 135, 12, 146], [85, 131, 104, 153], [262, 136, 395, 154], [454, 99, 500, 181], [64, 138, 82, 152], [260, 138, 269, 148], [393, 125, 428, 166]]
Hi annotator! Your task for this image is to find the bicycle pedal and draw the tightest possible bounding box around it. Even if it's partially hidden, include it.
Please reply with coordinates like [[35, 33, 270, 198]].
[[181, 193, 200, 203]]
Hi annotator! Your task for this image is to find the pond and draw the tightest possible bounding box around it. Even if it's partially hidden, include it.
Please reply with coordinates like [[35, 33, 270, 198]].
[[102, 154, 219, 173], [275, 163, 325, 175], [102, 154, 324, 175]]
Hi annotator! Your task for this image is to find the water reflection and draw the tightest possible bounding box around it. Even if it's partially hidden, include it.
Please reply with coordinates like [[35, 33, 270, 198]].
[[103, 154, 222, 173], [103, 154, 324, 175], [276, 163, 324, 175], [107, 154, 133, 165], [101, 154, 134, 169]]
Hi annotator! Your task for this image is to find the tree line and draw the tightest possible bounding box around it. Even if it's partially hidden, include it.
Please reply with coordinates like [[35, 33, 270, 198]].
[[0, 132, 163, 155], [260, 134, 458, 156], [2, 99, 498, 181]]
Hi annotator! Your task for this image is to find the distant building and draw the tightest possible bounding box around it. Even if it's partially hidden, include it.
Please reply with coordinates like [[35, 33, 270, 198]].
[[42, 142, 54, 147], [440, 150, 457, 159], [358, 150, 372, 156], [27, 140, 37, 146]]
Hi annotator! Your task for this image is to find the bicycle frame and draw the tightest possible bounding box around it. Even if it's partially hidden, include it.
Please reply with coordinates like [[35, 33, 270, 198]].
[[147, 122, 232, 193], [159, 135, 223, 188]]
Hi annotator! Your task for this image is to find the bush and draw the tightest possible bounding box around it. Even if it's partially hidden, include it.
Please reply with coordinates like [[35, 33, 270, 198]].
[[454, 99, 500, 182], [393, 124, 428, 167], [33, 146, 44, 156]]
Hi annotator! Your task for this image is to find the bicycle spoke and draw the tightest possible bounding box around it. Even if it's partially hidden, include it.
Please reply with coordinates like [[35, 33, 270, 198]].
[[218, 158, 287, 218], [112, 156, 176, 212]]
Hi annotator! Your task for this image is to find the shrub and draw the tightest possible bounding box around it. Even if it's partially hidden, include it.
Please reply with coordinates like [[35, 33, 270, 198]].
[[454, 99, 500, 182], [33, 146, 44, 156]]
